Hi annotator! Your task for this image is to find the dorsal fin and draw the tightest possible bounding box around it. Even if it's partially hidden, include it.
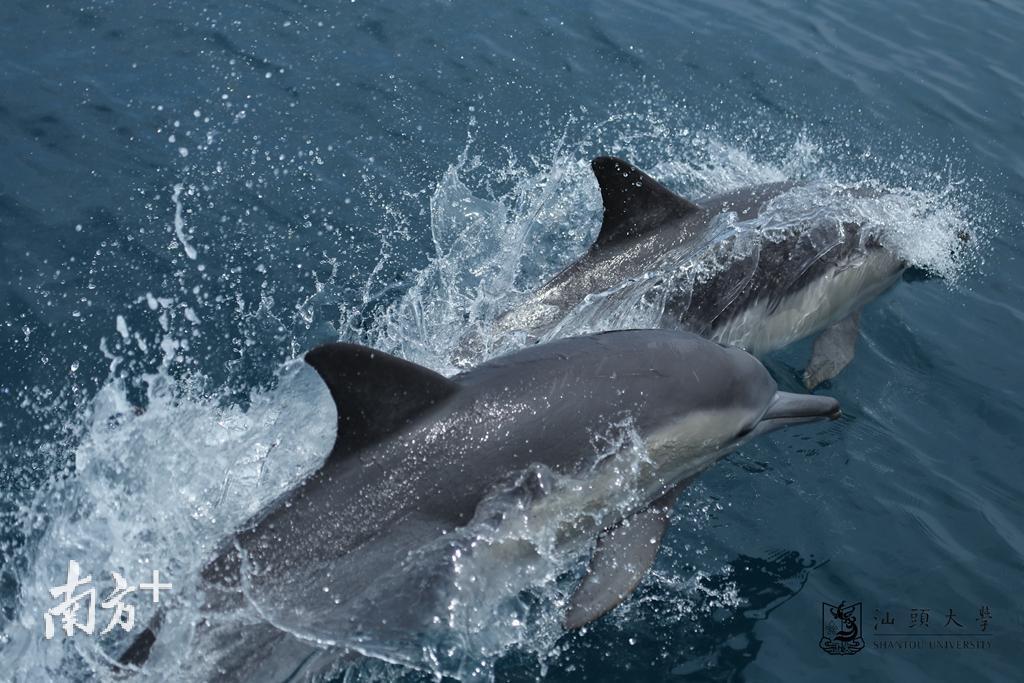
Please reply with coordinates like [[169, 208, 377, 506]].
[[591, 156, 701, 248], [305, 343, 458, 457]]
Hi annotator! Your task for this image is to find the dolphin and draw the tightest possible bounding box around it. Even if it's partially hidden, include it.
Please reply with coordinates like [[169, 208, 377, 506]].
[[118, 330, 838, 680], [475, 156, 928, 389]]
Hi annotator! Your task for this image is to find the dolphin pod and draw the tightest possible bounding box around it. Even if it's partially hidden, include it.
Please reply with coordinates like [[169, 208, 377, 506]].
[[474, 156, 919, 389], [119, 330, 839, 679]]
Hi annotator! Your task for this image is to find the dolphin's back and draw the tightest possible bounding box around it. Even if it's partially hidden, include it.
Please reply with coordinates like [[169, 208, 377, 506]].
[[210, 331, 761, 594]]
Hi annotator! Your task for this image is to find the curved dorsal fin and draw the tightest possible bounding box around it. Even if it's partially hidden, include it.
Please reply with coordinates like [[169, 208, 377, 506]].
[[305, 343, 458, 458], [591, 156, 701, 248]]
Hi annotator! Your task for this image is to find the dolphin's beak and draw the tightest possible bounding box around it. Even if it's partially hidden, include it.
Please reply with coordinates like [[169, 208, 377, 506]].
[[750, 391, 841, 437]]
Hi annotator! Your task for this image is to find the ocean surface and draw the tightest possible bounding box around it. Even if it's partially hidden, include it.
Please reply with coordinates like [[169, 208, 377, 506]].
[[1, 0, 1022, 681]]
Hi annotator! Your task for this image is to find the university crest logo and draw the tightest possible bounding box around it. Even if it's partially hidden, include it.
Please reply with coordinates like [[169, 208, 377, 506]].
[[819, 601, 865, 655]]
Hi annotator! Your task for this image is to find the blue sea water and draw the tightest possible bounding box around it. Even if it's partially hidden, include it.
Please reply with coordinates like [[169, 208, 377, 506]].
[[1, 0, 1022, 681]]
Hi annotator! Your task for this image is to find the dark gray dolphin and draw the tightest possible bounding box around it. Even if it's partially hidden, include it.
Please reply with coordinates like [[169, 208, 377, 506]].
[[119, 330, 838, 679], [480, 156, 924, 389]]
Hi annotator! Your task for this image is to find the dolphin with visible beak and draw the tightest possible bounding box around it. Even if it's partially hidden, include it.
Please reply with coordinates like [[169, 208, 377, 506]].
[[119, 330, 838, 680]]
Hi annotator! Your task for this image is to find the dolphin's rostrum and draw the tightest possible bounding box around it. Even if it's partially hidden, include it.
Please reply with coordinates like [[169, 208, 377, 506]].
[[120, 330, 838, 679]]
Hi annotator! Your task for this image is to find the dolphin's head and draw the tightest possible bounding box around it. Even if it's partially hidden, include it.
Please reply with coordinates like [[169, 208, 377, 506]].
[[700, 343, 840, 445], [900, 227, 972, 283], [632, 333, 839, 478]]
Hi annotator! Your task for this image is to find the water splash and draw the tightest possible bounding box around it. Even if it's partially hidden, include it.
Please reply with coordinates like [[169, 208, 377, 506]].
[[358, 125, 984, 373], [0, 108, 988, 681], [171, 184, 198, 261], [1, 363, 334, 681]]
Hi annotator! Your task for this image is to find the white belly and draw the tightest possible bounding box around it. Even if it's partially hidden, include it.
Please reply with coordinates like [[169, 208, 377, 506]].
[[708, 255, 902, 356]]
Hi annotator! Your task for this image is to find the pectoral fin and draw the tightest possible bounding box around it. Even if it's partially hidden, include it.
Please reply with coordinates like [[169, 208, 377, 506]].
[[804, 310, 861, 390], [564, 483, 687, 630]]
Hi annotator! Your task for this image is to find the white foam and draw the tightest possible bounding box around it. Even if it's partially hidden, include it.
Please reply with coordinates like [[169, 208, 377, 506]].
[[171, 184, 198, 261], [2, 363, 334, 681]]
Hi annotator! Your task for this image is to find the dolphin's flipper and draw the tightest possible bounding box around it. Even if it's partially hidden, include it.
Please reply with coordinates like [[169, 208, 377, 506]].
[[590, 156, 702, 248], [305, 343, 458, 455], [564, 481, 689, 630], [803, 310, 862, 390]]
